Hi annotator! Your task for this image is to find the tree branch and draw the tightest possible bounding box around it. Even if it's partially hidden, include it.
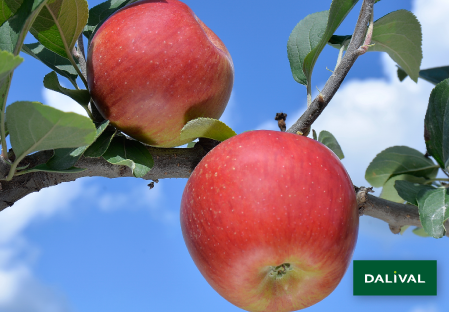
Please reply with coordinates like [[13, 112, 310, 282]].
[[287, 0, 375, 134], [356, 187, 449, 238], [1, 144, 446, 238], [0, 138, 219, 211]]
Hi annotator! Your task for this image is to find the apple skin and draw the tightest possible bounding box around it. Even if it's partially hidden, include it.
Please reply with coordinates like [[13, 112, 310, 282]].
[[180, 130, 358, 312], [87, 0, 234, 147]]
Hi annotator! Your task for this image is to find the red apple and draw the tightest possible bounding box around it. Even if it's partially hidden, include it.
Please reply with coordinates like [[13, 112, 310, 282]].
[[87, 0, 234, 147], [181, 130, 358, 311]]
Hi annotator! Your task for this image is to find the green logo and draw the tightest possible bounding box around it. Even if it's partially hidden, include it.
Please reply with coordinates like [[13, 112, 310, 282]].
[[353, 260, 437, 296]]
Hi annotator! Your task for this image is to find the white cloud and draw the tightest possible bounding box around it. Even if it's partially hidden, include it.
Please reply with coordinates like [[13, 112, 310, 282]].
[[0, 181, 84, 244], [0, 177, 172, 311], [259, 58, 432, 188], [0, 181, 85, 311], [311, 58, 431, 188], [0, 271, 73, 312], [42, 88, 88, 117], [413, 0, 449, 69]]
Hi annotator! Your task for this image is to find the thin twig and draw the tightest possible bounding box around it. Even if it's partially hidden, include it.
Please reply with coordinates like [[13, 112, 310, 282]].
[[287, 0, 375, 135], [77, 34, 88, 80]]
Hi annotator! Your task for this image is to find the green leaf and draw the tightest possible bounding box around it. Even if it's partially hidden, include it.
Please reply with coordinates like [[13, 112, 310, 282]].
[[417, 187, 449, 238], [186, 141, 196, 148], [83, 0, 134, 40], [18, 163, 86, 174], [288, 0, 359, 87], [43, 120, 110, 170], [397, 66, 408, 82], [302, 0, 359, 87], [0, 0, 49, 55], [44, 147, 83, 170], [419, 66, 449, 85], [30, 0, 89, 59], [424, 78, 449, 169], [329, 10, 423, 82], [399, 225, 410, 235], [327, 34, 351, 49], [43, 71, 89, 107], [394, 180, 436, 206], [84, 129, 116, 157], [365, 146, 438, 187], [397, 66, 449, 85], [22, 42, 78, 86], [368, 10, 422, 82], [0, 0, 37, 118], [412, 227, 431, 238], [0, 0, 23, 26], [318, 130, 344, 159], [103, 136, 154, 178], [380, 174, 426, 203], [287, 11, 329, 85], [180, 117, 237, 142], [6, 101, 96, 159], [0, 50, 23, 81]]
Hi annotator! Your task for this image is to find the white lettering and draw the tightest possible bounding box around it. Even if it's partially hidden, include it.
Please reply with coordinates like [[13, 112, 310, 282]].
[[418, 274, 426, 283], [385, 274, 392, 283], [374, 274, 384, 283], [399, 274, 407, 283], [365, 274, 374, 283], [407, 275, 417, 283]]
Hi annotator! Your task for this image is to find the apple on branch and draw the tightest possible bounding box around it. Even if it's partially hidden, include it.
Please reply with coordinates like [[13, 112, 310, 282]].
[[87, 0, 234, 147], [181, 130, 359, 312]]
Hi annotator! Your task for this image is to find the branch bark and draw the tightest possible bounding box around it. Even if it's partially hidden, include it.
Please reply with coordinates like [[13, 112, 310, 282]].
[[356, 187, 449, 238], [1, 146, 447, 238], [0, 139, 219, 211], [287, 0, 375, 134]]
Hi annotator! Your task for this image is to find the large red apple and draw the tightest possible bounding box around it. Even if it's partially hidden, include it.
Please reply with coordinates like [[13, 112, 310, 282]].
[[181, 130, 358, 311], [87, 0, 234, 147]]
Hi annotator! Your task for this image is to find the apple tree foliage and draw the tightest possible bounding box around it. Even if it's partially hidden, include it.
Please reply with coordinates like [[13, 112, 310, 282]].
[[0, 0, 448, 238]]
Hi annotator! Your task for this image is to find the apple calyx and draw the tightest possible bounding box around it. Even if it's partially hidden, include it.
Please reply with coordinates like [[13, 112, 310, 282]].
[[269, 263, 292, 279]]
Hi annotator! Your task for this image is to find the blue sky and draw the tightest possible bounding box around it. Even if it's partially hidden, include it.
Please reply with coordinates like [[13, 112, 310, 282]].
[[1, 0, 448, 311]]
